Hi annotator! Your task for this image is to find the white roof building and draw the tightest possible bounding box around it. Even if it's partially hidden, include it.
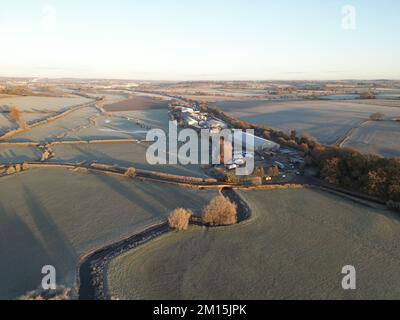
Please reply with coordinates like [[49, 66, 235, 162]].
[[234, 131, 280, 152]]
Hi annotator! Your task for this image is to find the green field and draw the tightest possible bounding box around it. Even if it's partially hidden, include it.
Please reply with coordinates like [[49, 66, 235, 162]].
[[0, 168, 218, 299], [106, 188, 400, 300]]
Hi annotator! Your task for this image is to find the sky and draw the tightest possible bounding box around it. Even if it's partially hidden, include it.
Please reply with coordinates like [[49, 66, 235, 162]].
[[0, 0, 399, 80]]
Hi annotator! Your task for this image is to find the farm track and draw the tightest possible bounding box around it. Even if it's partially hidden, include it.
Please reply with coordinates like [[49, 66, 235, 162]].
[[335, 119, 371, 148]]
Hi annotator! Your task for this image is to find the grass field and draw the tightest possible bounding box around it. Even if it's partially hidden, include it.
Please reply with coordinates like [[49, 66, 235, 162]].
[[106, 188, 400, 300], [0, 146, 41, 164], [51, 142, 209, 178], [343, 120, 400, 158], [216, 99, 400, 145], [103, 95, 168, 112], [0, 96, 91, 113], [58, 114, 149, 141], [5, 107, 100, 143], [0, 168, 218, 299], [0, 113, 17, 134]]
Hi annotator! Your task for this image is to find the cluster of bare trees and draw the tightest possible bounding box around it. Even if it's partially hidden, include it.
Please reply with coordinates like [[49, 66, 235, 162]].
[[168, 195, 238, 231], [202, 195, 237, 226], [168, 208, 193, 231]]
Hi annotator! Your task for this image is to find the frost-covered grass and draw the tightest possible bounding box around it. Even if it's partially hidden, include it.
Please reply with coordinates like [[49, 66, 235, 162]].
[[344, 120, 400, 157], [0, 168, 218, 299], [106, 188, 400, 300], [217, 99, 400, 145]]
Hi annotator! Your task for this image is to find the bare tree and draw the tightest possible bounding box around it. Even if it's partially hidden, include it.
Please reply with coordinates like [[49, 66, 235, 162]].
[[370, 112, 385, 121], [168, 208, 193, 231], [202, 195, 237, 226], [9, 105, 27, 129]]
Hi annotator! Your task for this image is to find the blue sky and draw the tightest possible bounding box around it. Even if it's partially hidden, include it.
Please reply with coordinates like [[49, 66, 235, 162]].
[[0, 0, 399, 80]]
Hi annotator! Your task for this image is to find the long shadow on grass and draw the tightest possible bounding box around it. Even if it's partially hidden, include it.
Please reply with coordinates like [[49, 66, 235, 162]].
[[21, 185, 77, 283], [93, 173, 162, 219], [0, 204, 53, 299]]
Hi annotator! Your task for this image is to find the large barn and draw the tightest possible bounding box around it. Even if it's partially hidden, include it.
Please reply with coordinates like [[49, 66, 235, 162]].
[[234, 131, 280, 152]]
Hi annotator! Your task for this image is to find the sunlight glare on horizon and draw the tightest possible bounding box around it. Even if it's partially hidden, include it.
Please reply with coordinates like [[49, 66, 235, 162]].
[[0, 0, 399, 80]]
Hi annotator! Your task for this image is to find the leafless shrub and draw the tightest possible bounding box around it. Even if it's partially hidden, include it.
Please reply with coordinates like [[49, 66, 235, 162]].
[[19, 287, 75, 300], [268, 166, 280, 177], [6, 166, 16, 175], [168, 208, 193, 231], [124, 167, 137, 178], [202, 195, 237, 226], [22, 163, 31, 171], [370, 112, 385, 121], [40, 151, 51, 162]]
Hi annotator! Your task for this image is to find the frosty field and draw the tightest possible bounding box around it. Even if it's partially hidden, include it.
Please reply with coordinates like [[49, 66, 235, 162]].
[[50, 142, 209, 178], [216, 99, 400, 146], [0, 168, 218, 299], [106, 188, 400, 300], [0, 96, 91, 113], [0, 146, 41, 164], [343, 120, 400, 158]]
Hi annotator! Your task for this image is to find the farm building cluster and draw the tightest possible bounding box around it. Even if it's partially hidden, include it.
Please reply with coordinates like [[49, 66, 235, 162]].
[[169, 102, 304, 181]]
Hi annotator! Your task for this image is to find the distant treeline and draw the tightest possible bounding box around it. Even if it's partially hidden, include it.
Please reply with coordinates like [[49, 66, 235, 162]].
[[200, 103, 400, 203]]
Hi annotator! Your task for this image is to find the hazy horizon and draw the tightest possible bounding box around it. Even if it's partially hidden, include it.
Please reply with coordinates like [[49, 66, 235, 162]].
[[2, 76, 400, 82], [1, 0, 399, 80]]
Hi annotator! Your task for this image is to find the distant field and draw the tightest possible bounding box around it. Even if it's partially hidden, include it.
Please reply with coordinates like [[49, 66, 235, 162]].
[[59, 114, 148, 141], [216, 99, 400, 145], [0, 96, 95, 140], [104, 95, 168, 112], [343, 120, 400, 157], [106, 188, 400, 300], [0, 168, 218, 299], [0, 96, 91, 113], [113, 109, 171, 131], [5, 106, 100, 143]]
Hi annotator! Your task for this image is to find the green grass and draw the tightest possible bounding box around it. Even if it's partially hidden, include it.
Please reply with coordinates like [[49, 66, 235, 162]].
[[105, 188, 400, 300], [0, 168, 218, 299]]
